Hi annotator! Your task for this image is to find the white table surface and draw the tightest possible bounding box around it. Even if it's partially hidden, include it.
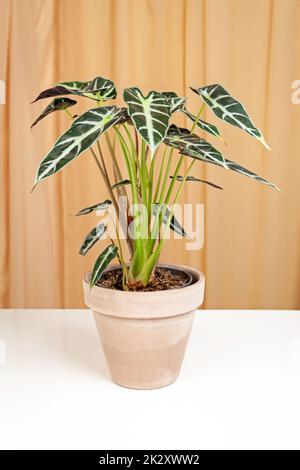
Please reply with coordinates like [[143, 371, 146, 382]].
[[0, 309, 300, 450]]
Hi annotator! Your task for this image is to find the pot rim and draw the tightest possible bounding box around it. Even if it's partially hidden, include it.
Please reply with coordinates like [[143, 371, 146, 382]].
[[83, 263, 205, 319], [84, 263, 204, 295], [85, 263, 197, 292]]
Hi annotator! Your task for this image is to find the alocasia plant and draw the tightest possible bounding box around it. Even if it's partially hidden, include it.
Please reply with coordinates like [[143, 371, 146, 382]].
[[31, 77, 278, 290]]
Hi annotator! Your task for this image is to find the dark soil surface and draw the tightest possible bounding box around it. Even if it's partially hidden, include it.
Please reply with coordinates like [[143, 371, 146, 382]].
[[96, 267, 191, 292]]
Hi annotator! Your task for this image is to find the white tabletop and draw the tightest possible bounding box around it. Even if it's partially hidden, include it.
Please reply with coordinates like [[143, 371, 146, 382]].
[[0, 309, 300, 450]]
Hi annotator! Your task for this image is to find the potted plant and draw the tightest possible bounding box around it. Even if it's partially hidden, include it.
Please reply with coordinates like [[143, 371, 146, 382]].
[[31, 77, 278, 389]]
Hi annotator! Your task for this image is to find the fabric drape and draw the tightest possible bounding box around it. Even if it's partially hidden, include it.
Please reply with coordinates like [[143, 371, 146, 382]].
[[0, 0, 299, 309]]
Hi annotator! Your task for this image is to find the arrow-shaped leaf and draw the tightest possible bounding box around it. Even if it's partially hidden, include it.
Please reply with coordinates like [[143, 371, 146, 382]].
[[153, 203, 188, 238], [223, 160, 279, 190], [112, 179, 131, 190], [191, 84, 270, 149], [182, 108, 222, 139], [32, 76, 117, 103], [181, 146, 279, 190], [31, 97, 77, 129], [171, 175, 223, 190], [79, 224, 107, 256], [161, 92, 186, 113], [164, 124, 227, 168], [90, 244, 119, 288], [33, 106, 127, 187], [61, 77, 117, 101], [32, 86, 74, 103], [74, 200, 112, 216], [124, 87, 171, 153]]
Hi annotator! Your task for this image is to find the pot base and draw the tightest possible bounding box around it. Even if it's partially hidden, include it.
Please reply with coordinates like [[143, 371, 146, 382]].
[[93, 311, 195, 390], [112, 377, 177, 391]]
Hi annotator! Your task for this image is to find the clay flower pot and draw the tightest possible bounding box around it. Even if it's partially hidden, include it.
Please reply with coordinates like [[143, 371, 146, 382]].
[[83, 264, 205, 390]]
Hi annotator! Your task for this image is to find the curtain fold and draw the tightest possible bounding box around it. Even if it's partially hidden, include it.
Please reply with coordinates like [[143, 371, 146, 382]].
[[0, 0, 299, 308]]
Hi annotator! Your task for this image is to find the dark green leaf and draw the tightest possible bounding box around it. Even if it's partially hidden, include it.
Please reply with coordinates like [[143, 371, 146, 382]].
[[180, 146, 279, 190], [124, 87, 171, 153], [171, 175, 223, 190], [32, 76, 117, 103], [90, 244, 119, 288], [32, 86, 74, 103], [223, 160, 279, 190], [182, 108, 222, 139], [33, 106, 127, 188], [112, 179, 131, 190], [164, 124, 227, 168], [79, 224, 107, 256], [74, 200, 112, 216], [31, 97, 77, 128], [153, 203, 188, 237], [161, 92, 186, 113], [191, 84, 270, 149], [61, 77, 117, 101]]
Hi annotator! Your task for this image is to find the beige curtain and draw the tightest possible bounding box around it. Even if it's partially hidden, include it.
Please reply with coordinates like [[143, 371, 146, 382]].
[[0, 0, 299, 309]]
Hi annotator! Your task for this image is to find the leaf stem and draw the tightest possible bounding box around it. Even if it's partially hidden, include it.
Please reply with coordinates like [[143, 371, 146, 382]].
[[89, 147, 119, 223], [147, 151, 156, 223], [153, 145, 167, 203], [104, 132, 124, 189], [97, 140, 110, 181], [140, 140, 149, 208], [64, 109, 73, 120], [190, 102, 206, 134], [107, 212, 128, 289], [104, 130, 133, 254]]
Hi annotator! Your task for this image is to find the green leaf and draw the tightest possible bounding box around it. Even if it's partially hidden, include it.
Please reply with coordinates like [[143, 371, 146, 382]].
[[90, 244, 118, 288], [116, 109, 132, 125], [181, 146, 279, 190], [123, 87, 171, 153], [111, 179, 131, 190], [32, 76, 117, 103], [164, 124, 228, 168], [153, 203, 188, 238], [171, 175, 223, 190], [31, 98, 77, 129], [191, 84, 270, 149], [182, 108, 222, 139], [223, 160, 279, 190], [79, 224, 107, 256], [33, 106, 127, 188], [61, 77, 117, 101], [32, 86, 74, 103], [74, 199, 112, 216], [161, 92, 186, 113]]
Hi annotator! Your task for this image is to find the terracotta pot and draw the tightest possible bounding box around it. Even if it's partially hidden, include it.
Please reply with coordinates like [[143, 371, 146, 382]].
[[82, 264, 205, 390]]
